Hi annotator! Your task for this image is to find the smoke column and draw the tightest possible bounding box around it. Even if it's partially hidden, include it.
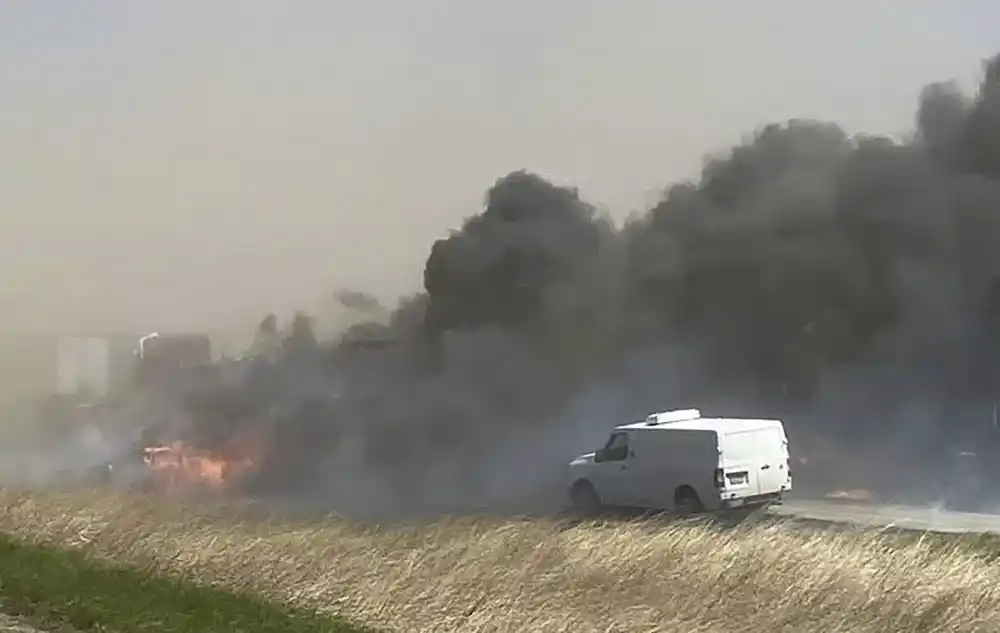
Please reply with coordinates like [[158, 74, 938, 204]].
[[40, 52, 1000, 517]]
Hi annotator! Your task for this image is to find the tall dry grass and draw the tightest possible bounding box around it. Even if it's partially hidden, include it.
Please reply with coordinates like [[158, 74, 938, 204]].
[[2, 489, 1000, 633]]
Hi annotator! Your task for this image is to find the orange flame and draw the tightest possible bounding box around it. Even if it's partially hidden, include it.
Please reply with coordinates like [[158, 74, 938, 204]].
[[142, 437, 259, 494]]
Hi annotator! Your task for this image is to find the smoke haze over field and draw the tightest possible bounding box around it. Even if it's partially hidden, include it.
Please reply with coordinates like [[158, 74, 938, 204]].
[[9, 4, 1000, 513], [142, 49, 1000, 516], [2, 1, 998, 334]]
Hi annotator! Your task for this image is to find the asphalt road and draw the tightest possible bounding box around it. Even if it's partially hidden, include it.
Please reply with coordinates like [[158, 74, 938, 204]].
[[772, 499, 1000, 535]]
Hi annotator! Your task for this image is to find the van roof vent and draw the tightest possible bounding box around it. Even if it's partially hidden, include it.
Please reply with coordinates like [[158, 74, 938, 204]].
[[646, 408, 701, 425]]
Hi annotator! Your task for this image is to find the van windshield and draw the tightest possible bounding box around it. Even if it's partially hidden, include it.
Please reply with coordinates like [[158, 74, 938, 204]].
[[600, 432, 629, 461], [604, 433, 628, 451]]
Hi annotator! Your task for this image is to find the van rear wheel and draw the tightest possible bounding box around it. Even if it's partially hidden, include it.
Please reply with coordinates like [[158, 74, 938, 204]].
[[674, 486, 703, 516], [570, 481, 602, 516]]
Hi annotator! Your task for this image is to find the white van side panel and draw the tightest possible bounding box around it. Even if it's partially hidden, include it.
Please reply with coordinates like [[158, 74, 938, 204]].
[[630, 428, 720, 508]]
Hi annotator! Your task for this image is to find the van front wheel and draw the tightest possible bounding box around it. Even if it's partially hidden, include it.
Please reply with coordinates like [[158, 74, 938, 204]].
[[570, 480, 602, 516]]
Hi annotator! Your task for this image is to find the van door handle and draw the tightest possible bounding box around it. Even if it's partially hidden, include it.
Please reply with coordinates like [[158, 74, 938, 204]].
[[761, 464, 771, 470], [620, 464, 629, 470]]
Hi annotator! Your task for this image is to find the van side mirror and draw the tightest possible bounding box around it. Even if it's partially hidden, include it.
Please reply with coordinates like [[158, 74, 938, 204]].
[[594, 448, 606, 463]]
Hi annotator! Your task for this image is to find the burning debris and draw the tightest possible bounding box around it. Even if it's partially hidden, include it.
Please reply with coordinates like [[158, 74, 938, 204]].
[[141, 435, 262, 495]]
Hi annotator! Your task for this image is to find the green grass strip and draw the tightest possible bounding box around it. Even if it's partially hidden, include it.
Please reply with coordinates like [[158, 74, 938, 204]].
[[0, 535, 378, 633]]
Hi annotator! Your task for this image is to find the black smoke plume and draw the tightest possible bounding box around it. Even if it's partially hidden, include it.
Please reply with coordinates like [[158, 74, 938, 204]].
[[176, 53, 1000, 514]]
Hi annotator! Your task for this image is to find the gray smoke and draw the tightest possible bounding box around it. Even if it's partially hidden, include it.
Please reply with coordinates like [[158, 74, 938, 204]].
[[105, 52, 1000, 515]]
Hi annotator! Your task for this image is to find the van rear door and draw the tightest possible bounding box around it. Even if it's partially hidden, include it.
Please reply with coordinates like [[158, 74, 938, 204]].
[[716, 431, 758, 497], [757, 423, 789, 493], [745, 426, 789, 495]]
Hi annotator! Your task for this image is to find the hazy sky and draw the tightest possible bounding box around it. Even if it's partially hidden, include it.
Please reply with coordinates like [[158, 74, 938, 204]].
[[2, 1, 998, 335]]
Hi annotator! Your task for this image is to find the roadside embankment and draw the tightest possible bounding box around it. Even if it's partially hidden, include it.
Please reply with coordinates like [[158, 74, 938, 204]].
[[2, 489, 1000, 632]]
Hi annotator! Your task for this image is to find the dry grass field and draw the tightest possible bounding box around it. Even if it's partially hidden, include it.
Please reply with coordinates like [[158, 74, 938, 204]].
[[3, 489, 1000, 633]]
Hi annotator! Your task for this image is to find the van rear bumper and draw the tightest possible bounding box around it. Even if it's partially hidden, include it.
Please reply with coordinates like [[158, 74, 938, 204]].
[[722, 492, 784, 509]]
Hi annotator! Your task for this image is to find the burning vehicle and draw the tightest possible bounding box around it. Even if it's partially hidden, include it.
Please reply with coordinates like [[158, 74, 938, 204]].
[[29, 331, 249, 494], [139, 440, 259, 494], [109, 322, 356, 498]]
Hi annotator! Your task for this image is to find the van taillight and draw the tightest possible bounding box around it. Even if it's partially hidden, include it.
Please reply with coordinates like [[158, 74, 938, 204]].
[[787, 458, 792, 478], [714, 468, 725, 488]]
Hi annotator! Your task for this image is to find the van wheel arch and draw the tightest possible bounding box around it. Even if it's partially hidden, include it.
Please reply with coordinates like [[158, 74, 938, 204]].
[[673, 485, 703, 516]]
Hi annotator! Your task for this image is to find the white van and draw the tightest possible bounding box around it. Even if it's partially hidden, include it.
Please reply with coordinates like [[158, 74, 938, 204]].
[[567, 409, 791, 514]]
